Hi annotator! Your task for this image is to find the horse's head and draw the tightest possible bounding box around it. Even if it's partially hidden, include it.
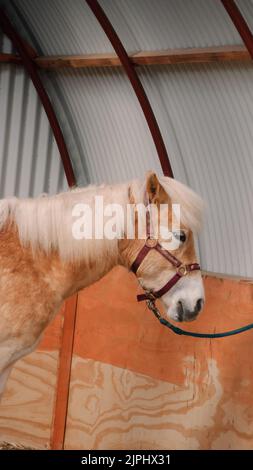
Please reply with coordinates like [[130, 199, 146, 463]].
[[119, 172, 205, 322]]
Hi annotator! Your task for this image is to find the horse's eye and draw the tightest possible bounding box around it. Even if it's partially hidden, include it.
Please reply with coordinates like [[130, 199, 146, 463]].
[[173, 230, 186, 243]]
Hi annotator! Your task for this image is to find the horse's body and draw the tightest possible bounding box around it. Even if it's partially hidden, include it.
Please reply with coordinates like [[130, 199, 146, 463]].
[[0, 172, 204, 397]]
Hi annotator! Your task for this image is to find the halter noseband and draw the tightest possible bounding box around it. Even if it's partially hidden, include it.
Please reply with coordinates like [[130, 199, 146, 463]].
[[130, 198, 200, 302]]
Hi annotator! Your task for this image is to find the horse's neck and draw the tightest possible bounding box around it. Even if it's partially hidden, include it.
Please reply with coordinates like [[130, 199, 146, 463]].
[[53, 183, 131, 298], [61, 241, 120, 299], [2, 181, 133, 300]]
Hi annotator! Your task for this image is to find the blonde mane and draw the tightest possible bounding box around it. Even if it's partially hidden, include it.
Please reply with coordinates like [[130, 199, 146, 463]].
[[0, 176, 203, 262]]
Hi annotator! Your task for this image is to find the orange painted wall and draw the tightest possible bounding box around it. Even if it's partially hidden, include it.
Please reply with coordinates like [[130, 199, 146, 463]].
[[71, 268, 253, 384]]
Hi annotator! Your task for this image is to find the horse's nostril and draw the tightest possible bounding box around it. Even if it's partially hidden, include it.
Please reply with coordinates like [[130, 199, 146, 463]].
[[195, 298, 203, 313], [176, 299, 203, 322], [177, 301, 184, 321]]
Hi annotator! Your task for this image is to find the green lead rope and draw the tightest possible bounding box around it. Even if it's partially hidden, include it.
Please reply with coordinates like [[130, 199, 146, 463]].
[[147, 300, 253, 338], [159, 316, 253, 338]]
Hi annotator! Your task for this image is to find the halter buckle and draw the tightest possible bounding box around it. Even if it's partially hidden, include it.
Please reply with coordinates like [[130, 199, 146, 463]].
[[145, 237, 157, 248], [177, 265, 188, 276]]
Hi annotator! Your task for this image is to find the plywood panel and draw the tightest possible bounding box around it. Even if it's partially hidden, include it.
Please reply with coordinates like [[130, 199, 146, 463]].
[[0, 307, 64, 448], [64, 267, 253, 449], [0, 350, 58, 449], [65, 357, 202, 450], [64, 356, 253, 450]]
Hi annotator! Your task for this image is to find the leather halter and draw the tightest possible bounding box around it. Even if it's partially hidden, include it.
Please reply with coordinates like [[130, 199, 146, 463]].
[[129, 196, 253, 340], [130, 197, 200, 301]]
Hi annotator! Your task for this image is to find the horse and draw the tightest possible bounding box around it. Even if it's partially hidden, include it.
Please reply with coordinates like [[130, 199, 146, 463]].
[[0, 171, 204, 398]]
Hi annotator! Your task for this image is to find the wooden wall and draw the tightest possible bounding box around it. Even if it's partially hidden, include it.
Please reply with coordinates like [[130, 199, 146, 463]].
[[0, 267, 253, 449]]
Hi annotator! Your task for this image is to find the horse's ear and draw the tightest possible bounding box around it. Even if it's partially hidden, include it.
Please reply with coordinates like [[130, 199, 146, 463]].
[[146, 171, 167, 203]]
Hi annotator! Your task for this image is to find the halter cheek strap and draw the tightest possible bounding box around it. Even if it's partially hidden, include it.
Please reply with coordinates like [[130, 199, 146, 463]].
[[130, 237, 200, 301]]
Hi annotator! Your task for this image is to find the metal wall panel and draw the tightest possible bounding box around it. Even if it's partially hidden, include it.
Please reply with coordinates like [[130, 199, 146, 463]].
[[4, 0, 113, 55], [236, 0, 253, 32], [1, 2, 253, 277], [0, 30, 12, 53], [100, 0, 242, 50], [6, 0, 242, 55], [0, 33, 67, 197], [41, 67, 162, 185], [139, 62, 253, 277]]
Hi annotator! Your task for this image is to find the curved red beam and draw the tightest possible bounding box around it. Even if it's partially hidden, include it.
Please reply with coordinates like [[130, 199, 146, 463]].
[[85, 0, 173, 178], [221, 0, 253, 59], [0, 8, 76, 187]]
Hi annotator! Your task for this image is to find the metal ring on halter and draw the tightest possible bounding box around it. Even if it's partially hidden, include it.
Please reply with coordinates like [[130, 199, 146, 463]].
[[145, 238, 158, 248], [177, 265, 188, 276], [145, 291, 156, 301], [147, 299, 161, 319]]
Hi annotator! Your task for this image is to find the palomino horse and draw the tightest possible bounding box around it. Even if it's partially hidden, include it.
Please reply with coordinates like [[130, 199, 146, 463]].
[[0, 172, 204, 397]]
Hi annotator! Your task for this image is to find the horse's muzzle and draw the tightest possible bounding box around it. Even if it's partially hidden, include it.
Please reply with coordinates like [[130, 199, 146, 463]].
[[177, 298, 204, 322]]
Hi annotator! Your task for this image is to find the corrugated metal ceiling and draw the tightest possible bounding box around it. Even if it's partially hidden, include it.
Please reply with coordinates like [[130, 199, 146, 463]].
[[8, 0, 243, 54]]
